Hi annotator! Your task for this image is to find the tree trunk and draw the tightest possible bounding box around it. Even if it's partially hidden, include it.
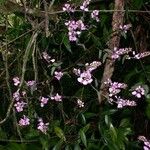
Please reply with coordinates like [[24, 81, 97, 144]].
[[99, 0, 125, 104]]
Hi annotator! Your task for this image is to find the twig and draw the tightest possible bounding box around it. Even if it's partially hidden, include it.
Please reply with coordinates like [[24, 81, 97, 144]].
[[0, 29, 33, 50], [0, 16, 23, 141], [43, 0, 50, 37], [1, 1, 150, 18], [0, 139, 38, 143], [19, 31, 39, 90], [32, 40, 38, 82], [0, 32, 38, 126]]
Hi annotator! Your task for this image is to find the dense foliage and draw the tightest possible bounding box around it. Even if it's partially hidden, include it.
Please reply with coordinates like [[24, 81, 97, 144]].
[[0, 0, 150, 149]]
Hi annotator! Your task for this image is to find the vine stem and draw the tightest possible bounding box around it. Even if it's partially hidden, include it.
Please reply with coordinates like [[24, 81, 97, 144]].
[[98, 0, 125, 104]]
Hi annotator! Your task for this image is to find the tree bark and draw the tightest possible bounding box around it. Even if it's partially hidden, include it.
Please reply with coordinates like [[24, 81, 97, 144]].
[[99, 0, 125, 104]]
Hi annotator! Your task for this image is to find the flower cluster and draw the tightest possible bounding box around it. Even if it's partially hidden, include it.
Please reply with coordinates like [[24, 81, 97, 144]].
[[51, 93, 62, 102], [91, 10, 100, 22], [77, 99, 84, 108], [19, 115, 30, 126], [85, 61, 101, 72], [63, 3, 74, 12], [115, 96, 137, 108], [119, 24, 132, 33], [133, 51, 150, 59], [37, 118, 49, 134], [111, 47, 132, 60], [26, 80, 36, 87], [65, 20, 86, 41], [77, 70, 93, 85], [138, 136, 150, 150], [42, 51, 55, 63], [74, 61, 101, 85], [131, 86, 145, 98], [13, 91, 21, 101], [105, 79, 137, 108], [14, 101, 27, 112], [40, 97, 49, 107], [54, 71, 63, 80], [13, 77, 20, 86], [104, 79, 127, 97], [13, 91, 27, 112], [26, 80, 37, 92], [80, 0, 91, 11]]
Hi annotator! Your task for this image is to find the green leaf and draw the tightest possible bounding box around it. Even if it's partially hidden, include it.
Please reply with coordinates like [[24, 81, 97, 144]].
[[146, 104, 150, 119], [82, 123, 90, 133], [65, 145, 71, 150], [63, 34, 72, 53], [119, 118, 130, 128], [131, 0, 143, 9], [84, 112, 96, 119], [74, 144, 81, 150], [0, 128, 7, 138], [109, 123, 117, 142], [80, 113, 86, 125], [40, 137, 50, 150], [7, 143, 26, 150], [105, 115, 110, 126], [79, 130, 87, 148], [54, 127, 66, 141], [99, 50, 102, 59], [52, 140, 63, 150], [25, 130, 39, 139]]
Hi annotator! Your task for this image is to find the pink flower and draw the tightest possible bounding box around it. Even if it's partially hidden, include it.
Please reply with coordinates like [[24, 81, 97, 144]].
[[80, 0, 91, 11], [73, 68, 81, 76], [19, 115, 30, 126], [40, 97, 49, 107], [26, 80, 37, 91], [85, 61, 101, 72], [42, 52, 55, 63], [104, 79, 127, 97], [91, 10, 100, 22], [77, 70, 93, 85], [37, 118, 49, 134], [22, 91, 26, 96], [76, 20, 86, 30], [14, 101, 27, 112], [111, 47, 132, 60], [131, 86, 145, 98], [116, 97, 136, 108], [77, 99, 84, 108], [27, 80, 36, 87], [13, 77, 20, 86], [13, 91, 20, 101], [138, 136, 150, 150], [63, 3, 74, 12], [134, 52, 150, 59], [119, 24, 131, 33], [51, 93, 62, 102], [54, 71, 63, 80], [65, 20, 86, 41]]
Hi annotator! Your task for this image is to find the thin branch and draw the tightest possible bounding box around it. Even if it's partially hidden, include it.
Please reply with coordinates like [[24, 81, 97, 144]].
[[32, 40, 38, 82], [43, 0, 50, 37], [0, 29, 33, 50], [0, 139, 38, 143], [45, 9, 150, 15], [0, 31, 38, 126], [19, 31, 39, 90], [1, 1, 150, 19], [0, 101, 14, 125]]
